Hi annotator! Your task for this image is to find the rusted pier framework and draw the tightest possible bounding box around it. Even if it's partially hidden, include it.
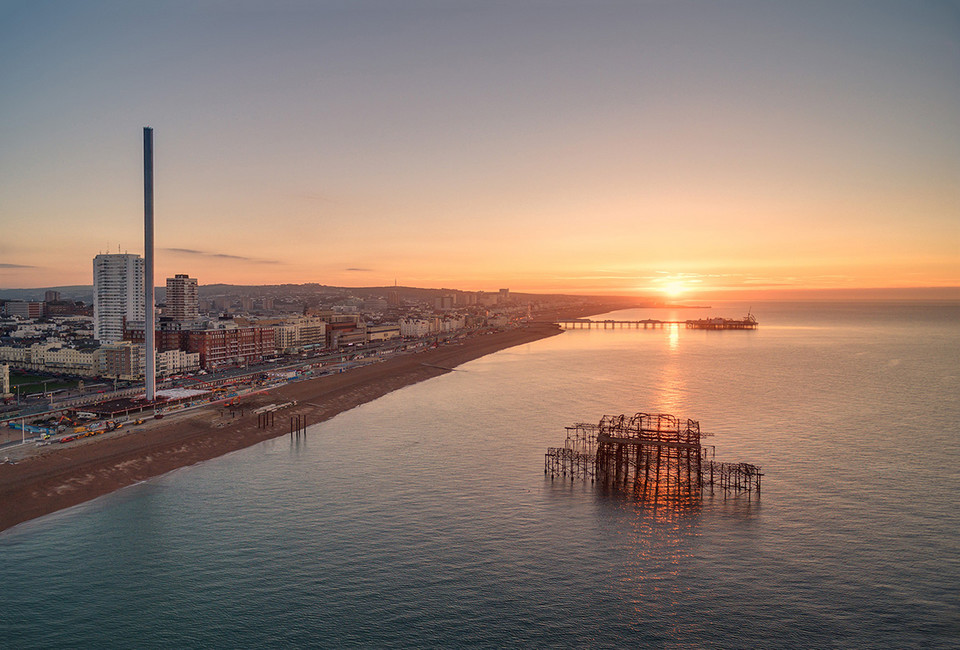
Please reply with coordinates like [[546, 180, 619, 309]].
[[595, 413, 709, 498], [544, 423, 598, 480], [545, 412, 762, 496]]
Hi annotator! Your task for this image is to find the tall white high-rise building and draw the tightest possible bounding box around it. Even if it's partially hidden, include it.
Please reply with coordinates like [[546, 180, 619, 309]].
[[165, 274, 199, 321], [93, 253, 144, 343]]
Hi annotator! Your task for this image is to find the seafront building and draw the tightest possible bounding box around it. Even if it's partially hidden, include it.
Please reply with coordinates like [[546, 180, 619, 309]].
[[399, 315, 467, 337], [93, 253, 144, 343], [98, 342, 200, 381], [184, 322, 275, 370], [0, 339, 199, 381], [400, 318, 435, 338], [98, 341, 143, 380], [366, 323, 401, 342], [0, 340, 100, 377], [273, 316, 327, 354]]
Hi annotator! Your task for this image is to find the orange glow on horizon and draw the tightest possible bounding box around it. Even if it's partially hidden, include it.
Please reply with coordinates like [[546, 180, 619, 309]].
[[1, 4, 957, 300]]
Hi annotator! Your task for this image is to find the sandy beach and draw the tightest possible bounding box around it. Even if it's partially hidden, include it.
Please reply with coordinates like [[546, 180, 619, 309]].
[[0, 323, 570, 533]]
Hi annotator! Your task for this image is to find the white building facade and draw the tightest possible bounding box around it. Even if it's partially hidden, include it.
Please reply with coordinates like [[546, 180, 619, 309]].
[[399, 318, 437, 337], [93, 253, 144, 343], [156, 348, 201, 377], [0, 340, 99, 376]]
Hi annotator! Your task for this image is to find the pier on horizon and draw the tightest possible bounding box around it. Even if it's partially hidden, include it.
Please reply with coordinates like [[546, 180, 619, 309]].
[[555, 313, 758, 330]]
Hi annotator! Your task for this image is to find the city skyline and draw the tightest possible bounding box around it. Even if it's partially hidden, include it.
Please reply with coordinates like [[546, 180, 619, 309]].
[[1, 1, 958, 299]]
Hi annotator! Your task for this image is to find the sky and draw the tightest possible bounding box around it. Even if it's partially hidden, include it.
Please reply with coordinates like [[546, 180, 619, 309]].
[[1, 0, 958, 299]]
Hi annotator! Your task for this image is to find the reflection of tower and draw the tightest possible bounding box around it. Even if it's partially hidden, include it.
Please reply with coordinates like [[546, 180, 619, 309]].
[[166, 274, 199, 321]]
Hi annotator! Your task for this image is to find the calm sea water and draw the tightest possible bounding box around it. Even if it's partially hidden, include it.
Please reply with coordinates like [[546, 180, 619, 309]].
[[3, 301, 959, 648]]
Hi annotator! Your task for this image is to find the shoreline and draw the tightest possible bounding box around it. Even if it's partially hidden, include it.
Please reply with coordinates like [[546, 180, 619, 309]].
[[0, 323, 570, 534]]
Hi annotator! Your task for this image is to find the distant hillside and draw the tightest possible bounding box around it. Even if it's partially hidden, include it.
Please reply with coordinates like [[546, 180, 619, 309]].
[[192, 284, 645, 306], [3, 283, 954, 304], [0, 283, 642, 305], [0, 286, 94, 302]]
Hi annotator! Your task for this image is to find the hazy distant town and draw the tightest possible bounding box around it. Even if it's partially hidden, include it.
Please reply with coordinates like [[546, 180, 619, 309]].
[[0, 252, 641, 417]]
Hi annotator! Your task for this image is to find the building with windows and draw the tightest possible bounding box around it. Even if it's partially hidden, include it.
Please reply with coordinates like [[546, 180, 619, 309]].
[[3, 301, 44, 319], [186, 324, 275, 370], [326, 320, 366, 348], [98, 341, 143, 381], [0, 340, 100, 376], [367, 324, 401, 342], [273, 316, 327, 353], [156, 348, 201, 377], [93, 253, 144, 343], [165, 274, 199, 321], [399, 318, 437, 338]]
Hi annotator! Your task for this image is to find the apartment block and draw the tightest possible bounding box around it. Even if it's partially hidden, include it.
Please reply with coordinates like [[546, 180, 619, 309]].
[[165, 274, 199, 321], [186, 326, 275, 370], [93, 253, 144, 343]]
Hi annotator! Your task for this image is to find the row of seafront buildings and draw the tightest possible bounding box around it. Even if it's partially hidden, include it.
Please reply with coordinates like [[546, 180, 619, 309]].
[[0, 254, 496, 385]]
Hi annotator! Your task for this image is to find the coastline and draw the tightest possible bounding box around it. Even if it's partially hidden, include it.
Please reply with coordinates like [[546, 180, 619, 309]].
[[0, 322, 569, 534]]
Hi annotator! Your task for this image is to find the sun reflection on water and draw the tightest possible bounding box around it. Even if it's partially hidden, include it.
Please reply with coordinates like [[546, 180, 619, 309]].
[[654, 360, 685, 414], [667, 323, 680, 352], [594, 487, 761, 645]]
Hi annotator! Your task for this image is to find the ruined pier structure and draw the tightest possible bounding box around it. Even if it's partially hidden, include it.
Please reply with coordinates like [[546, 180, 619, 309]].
[[545, 413, 762, 496]]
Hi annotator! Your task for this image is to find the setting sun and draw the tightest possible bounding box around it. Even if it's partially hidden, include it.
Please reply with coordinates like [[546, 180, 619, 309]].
[[661, 282, 687, 298]]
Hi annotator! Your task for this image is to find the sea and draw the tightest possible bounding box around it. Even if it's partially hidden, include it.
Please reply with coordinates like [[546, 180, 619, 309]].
[[2, 301, 958, 648]]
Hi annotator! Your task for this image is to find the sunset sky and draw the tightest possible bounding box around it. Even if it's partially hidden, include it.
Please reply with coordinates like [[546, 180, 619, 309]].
[[1, 1, 957, 298]]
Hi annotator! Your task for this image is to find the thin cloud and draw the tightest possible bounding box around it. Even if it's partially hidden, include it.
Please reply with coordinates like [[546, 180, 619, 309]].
[[163, 248, 280, 264], [0, 263, 36, 269], [558, 274, 643, 281], [345, 267, 374, 272]]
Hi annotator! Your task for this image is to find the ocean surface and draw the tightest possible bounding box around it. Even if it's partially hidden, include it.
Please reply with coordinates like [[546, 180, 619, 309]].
[[2, 301, 958, 648]]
